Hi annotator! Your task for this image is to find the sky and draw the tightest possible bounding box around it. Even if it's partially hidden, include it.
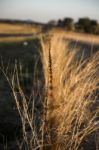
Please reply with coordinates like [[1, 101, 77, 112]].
[[0, 0, 99, 23]]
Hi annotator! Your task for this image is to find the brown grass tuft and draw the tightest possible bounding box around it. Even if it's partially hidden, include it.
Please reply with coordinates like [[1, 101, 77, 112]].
[[1, 33, 99, 150], [41, 34, 99, 150]]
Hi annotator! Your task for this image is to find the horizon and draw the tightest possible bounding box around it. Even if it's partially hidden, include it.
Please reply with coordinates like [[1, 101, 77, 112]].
[[0, 0, 99, 23], [0, 17, 99, 24]]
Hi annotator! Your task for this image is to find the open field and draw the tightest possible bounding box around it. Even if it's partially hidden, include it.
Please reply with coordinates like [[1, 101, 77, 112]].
[[0, 24, 99, 149], [0, 22, 41, 42], [0, 22, 99, 44], [0, 23, 41, 34], [49, 28, 99, 45]]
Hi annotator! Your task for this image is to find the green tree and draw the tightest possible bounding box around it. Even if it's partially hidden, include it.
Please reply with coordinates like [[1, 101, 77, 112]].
[[57, 19, 63, 27], [90, 20, 98, 34], [77, 17, 91, 33], [76, 18, 99, 34], [63, 17, 74, 30]]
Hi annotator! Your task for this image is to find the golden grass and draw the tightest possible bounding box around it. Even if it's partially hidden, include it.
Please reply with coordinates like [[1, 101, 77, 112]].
[[1, 33, 99, 150], [0, 22, 99, 44], [49, 28, 99, 45], [0, 23, 41, 42], [40, 34, 99, 149], [0, 36, 34, 43], [0, 23, 41, 34]]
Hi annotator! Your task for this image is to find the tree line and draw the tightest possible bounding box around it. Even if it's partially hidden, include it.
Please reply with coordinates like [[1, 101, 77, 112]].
[[46, 17, 99, 35]]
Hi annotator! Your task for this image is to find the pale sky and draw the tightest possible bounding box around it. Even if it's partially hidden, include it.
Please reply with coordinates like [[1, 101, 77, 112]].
[[0, 0, 99, 23]]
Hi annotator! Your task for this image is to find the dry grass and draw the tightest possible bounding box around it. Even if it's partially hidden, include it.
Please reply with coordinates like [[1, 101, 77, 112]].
[[49, 28, 99, 45], [0, 23, 40, 34], [0, 36, 34, 43], [0, 23, 41, 42], [0, 22, 99, 44], [40, 34, 99, 150], [1, 34, 99, 150]]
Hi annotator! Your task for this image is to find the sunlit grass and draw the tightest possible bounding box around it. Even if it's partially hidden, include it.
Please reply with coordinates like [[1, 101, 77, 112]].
[[0, 23, 40, 34], [0, 33, 99, 150]]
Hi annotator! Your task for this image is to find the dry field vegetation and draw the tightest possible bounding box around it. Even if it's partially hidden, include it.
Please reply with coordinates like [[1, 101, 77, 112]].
[[0, 23, 41, 42], [48, 28, 99, 45], [0, 23, 40, 34], [40, 35, 99, 150], [0, 23, 99, 44], [0, 23, 99, 150]]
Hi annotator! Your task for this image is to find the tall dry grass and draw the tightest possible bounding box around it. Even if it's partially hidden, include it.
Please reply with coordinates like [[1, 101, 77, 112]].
[[41, 34, 99, 150], [1, 34, 99, 150]]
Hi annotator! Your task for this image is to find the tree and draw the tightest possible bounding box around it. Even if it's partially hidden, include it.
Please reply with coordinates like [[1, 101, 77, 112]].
[[57, 18, 74, 30], [90, 20, 98, 34], [57, 19, 63, 27], [76, 17, 91, 33], [90, 20, 98, 26], [63, 17, 74, 30], [47, 20, 57, 26], [95, 25, 99, 35]]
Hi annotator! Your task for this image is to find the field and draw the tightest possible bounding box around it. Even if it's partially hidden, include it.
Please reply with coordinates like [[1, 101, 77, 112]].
[[0, 22, 41, 42], [0, 22, 99, 150], [0, 23, 41, 34]]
